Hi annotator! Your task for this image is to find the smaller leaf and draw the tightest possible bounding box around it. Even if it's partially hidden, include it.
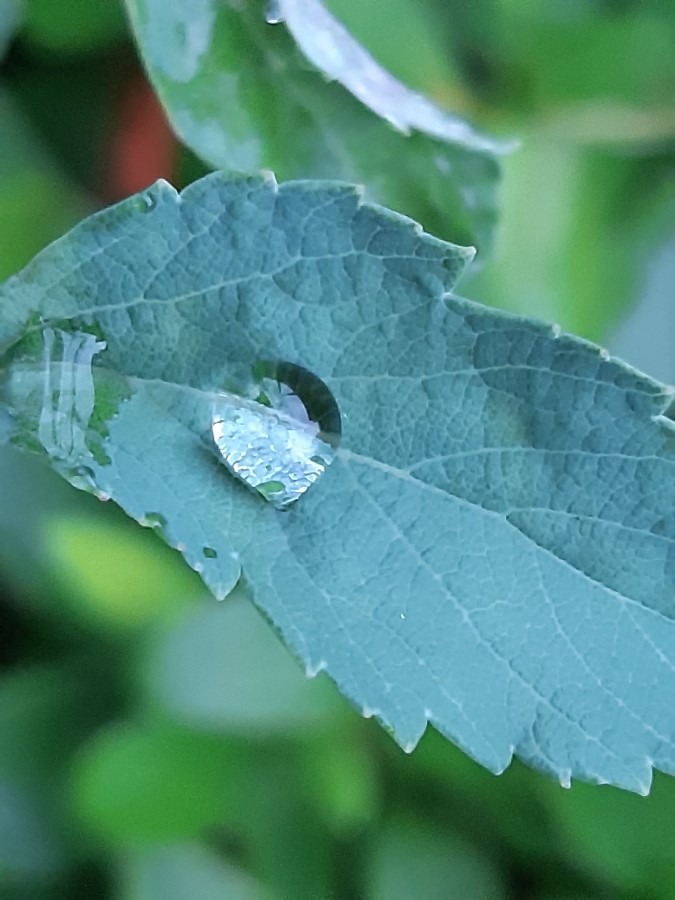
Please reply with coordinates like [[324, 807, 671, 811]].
[[71, 723, 233, 844], [120, 844, 272, 900], [43, 515, 199, 631], [125, 0, 504, 250], [144, 587, 339, 734], [269, 0, 510, 155], [367, 815, 504, 900], [0, 0, 21, 60]]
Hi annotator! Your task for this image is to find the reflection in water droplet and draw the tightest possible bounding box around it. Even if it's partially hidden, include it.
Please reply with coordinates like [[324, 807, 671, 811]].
[[37, 328, 106, 463], [212, 361, 341, 510]]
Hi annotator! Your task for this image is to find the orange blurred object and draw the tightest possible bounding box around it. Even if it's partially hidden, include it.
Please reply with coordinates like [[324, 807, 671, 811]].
[[107, 72, 176, 200]]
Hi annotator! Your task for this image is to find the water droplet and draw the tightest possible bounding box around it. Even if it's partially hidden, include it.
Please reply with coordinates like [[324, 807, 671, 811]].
[[138, 190, 157, 213], [66, 465, 100, 493], [202, 546, 218, 559], [265, 0, 283, 24], [212, 361, 341, 510], [142, 512, 168, 530]]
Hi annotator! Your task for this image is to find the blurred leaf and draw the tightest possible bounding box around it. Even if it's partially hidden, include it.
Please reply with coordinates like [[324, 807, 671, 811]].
[[610, 232, 675, 386], [0, 782, 67, 883], [21, 0, 126, 54], [0, 445, 82, 601], [544, 774, 675, 894], [43, 515, 201, 631], [0, 91, 87, 282], [120, 844, 272, 900], [0, 668, 88, 886], [124, 0, 503, 251], [323, 0, 459, 98], [0, 0, 22, 59], [4, 174, 675, 792], [366, 814, 504, 900], [497, 1, 675, 114], [298, 729, 379, 836], [466, 135, 675, 340], [71, 723, 234, 844], [144, 586, 339, 734], [268, 0, 502, 155], [219, 746, 335, 899], [407, 728, 559, 865], [0, 667, 81, 785]]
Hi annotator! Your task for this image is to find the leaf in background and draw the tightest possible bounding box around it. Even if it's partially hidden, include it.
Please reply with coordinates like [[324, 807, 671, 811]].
[[464, 134, 675, 341], [43, 515, 200, 631], [366, 815, 504, 900], [0, 91, 88, 283], [2, 173, 675, 793], [323, 0, 460, 100], [124, 0, 505, 252], [144, 586, 340, 733], [21, 0, 127, 54], [610, 232, 675, 386], [0, 0, 22, 59], [543, 774, 675, 895], [120, 845, 272, 900], [71, 723, 234, 843]]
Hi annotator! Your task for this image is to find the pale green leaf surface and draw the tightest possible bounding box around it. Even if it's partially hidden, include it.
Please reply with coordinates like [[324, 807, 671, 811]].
[[0, 0, 22, 59], [2, 173, 675, 792], [367, 815, 503, 900], [120, 845, 272, 900], [144, 587, 340, 733], [124, 0, 502, 251]]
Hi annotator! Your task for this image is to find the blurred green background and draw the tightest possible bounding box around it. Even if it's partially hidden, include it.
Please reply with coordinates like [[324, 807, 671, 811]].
[[1, 0, 675, 897]]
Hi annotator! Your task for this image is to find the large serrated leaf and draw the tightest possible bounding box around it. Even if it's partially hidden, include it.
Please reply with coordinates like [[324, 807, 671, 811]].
[[124, 0, 504, 252], [2, 172, 675, 793]]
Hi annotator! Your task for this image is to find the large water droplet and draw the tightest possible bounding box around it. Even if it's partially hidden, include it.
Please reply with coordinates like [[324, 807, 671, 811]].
[[211, 361, 341, 510]]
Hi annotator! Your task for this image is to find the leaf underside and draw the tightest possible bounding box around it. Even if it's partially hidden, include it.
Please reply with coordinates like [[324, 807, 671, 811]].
[[2, 172, 675, 793]]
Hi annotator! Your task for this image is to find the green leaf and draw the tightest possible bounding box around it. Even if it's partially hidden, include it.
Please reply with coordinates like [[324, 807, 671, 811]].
[[366, 815, 504, 900], [42, 515, 199, 631], [70, 723, 234, 843], [0, 90, 88, 283], [144, 586, 341, 734], [124, 0, 504, 251], [465, 134, 675, 341], [21, 0, 127, 54], [120, 845, 272, 900], [0, 0, 22, 60], [611, 234, 675, 386], [2, 172, 675, 793], [543, 774, 675, 894]]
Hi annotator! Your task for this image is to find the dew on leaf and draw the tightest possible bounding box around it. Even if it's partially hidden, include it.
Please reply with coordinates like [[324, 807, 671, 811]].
[[138, 191, 157, 212], [202, 546, 218, 559], [212, 361, 341, 510], [142, 512, 167, 527], [265, 0, 283, 24]]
